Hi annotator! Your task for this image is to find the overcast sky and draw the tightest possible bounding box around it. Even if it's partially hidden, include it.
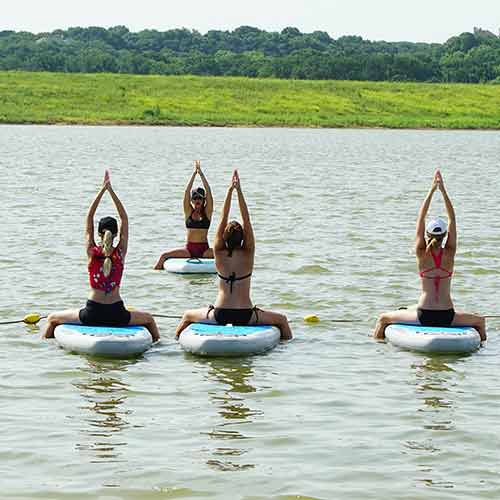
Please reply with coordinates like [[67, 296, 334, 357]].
[[3, 0, 500, 43]]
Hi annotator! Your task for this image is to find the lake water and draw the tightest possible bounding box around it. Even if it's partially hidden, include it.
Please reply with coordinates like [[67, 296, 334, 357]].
[[1, 125, 500, 499]]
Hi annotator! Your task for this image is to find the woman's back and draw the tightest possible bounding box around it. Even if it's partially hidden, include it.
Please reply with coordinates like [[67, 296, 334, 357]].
[[214, 246, 254, 308], [417, 245, 454, 309]]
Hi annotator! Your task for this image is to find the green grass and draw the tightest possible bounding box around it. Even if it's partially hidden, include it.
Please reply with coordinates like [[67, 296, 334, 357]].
[[1, 71, 500, 129]]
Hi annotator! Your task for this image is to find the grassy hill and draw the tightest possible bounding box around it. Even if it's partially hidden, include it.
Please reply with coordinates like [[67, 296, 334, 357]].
[[1, 71, 499, 129]]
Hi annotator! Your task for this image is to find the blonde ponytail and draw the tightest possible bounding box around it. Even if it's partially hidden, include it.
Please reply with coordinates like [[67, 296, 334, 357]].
[[426, 237, 440, 253], [101, 230, 114, 277]]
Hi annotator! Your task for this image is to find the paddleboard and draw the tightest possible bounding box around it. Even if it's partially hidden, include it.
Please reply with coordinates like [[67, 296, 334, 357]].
[[54, 324, 153, 358], [179, 323, 280, 357], [385, 323, 481, 354], [164, 258, 216, 274]]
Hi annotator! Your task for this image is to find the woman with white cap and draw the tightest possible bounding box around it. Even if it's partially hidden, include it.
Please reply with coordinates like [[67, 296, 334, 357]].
[[374, 170, 486, 341]]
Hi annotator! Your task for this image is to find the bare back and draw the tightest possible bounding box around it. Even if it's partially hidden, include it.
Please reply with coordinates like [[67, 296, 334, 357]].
[[416, 246, 455, 309], [214, 247, 254, 308]]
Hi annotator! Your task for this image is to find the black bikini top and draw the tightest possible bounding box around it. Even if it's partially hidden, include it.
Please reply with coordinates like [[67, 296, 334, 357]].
[[186, 212, 210, 230], [218, 271, 252, 293]]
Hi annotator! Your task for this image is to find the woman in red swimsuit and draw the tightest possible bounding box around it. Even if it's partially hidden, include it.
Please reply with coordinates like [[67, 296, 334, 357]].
[[44, 171, 160, 341], [374, 170, 486, 341], [175, 170, 292, 340], [154, 160, 214, 269]]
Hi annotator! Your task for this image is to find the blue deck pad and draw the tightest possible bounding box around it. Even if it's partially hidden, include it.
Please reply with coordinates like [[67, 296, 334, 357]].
[[395, 324, 473, 335], [190, 323, 273, 336], [64, 324, 146, 337]]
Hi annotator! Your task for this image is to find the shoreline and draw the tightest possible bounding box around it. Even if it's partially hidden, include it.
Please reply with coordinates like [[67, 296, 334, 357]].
[[1, 121, 499, 131]]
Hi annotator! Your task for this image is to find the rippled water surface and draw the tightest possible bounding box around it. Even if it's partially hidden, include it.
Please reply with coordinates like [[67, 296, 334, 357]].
[[1, 125, 500, 499]]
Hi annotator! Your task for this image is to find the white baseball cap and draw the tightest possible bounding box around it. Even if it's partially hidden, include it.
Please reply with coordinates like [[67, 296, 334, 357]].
[[426, 218, 448, 236]]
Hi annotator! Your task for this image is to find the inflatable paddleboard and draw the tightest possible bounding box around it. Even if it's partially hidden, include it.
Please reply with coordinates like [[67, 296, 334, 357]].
[[164, 258, 216, 274], [179, 323, 280, 357], [385, 324, 481, 354], [54, 324, 153, 358]]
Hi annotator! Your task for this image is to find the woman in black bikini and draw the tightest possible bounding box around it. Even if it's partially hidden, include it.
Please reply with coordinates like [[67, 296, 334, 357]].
[[175, 170, 292, 340], [154, 160, 213, 269], [374, 170, 486, 341]]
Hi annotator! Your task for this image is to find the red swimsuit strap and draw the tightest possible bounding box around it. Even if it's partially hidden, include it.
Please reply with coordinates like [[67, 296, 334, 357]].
[[419, 247, 453, 300], [419, 248, 453, 279]]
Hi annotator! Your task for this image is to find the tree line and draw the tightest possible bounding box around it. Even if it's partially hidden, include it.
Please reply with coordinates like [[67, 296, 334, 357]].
[[1, 26, 500, 83]]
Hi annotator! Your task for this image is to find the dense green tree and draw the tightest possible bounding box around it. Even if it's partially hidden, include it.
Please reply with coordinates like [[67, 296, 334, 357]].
[[0, 26, 498, 83]]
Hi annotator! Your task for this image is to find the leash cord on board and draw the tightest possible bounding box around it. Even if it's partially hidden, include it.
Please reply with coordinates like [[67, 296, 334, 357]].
[[1, 312, 500, 327]]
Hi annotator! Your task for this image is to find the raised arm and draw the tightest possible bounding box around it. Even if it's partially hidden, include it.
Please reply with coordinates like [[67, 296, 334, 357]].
[[183, 165, 197, 217], [106, 175, 129, 256], [196, 161, 214, 219], [86, 177, 107, 258], [416, 172, 438, 253], [437, 171, 456, 251], [214, 179, 234, 251], [234, 171, 255, 252]]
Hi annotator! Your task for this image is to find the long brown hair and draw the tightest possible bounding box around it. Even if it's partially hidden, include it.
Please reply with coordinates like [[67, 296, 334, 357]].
[[223, 221, 243, 256]]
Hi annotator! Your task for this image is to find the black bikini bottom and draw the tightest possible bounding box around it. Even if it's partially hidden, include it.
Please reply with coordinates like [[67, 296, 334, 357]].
[[208, 306, 259, 326], [417, 308, 455, 327], [79, 300, 131, 327]]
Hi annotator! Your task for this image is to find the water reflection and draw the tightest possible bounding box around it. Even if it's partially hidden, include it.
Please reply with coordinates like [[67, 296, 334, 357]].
[[72, 358, 139, 464], [413, 355, 459, 426], [195, 357, 259, 471], [406, 354, 467, 490]]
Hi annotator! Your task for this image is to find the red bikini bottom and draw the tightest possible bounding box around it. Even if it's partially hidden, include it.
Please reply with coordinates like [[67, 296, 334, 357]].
[[186, 241, 209, 258]]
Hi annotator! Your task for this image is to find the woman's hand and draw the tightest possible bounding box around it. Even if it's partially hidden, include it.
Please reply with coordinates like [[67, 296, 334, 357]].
[[194, 160, 201, 174], [100, 170, 110, 193], [103, 169, 113, 192], [430, 171, 439, 193], [104, 169, 111, 187], [435, 169, 445, 193], [232, 169, 241, 191]]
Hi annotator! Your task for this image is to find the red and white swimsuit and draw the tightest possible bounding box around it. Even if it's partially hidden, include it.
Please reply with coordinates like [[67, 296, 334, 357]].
[[88, 246, 124, 294]]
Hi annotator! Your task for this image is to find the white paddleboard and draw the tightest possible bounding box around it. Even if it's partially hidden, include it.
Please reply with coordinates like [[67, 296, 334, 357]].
[[179, 323, 280, 357], [54, 324, 153, 358], [385, 324, 481, 354], [164, 258, 216, 274]]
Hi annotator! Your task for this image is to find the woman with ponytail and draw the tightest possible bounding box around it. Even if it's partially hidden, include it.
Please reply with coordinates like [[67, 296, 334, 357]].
[[154, 160, 214, 269], [43, 171, 160, 341], [374, 170, 485, 341], [175, 170, 292, 340]]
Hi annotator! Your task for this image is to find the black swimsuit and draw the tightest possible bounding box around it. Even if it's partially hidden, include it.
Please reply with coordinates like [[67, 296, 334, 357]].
[[207, 305, 260, 326], [79, 300, 131, 326], [417, 308, 455, 327], [217, 271, 252, 293], [210, 270, 256, 325], [185, 212, 210, 229]]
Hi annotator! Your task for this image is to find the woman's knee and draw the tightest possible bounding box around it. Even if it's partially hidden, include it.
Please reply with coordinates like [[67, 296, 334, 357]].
[[278, 313, 289, 326], [378, 312, 391, 325], [181, 310, 191, 321], [47, 313, 61, 327], [142, 312, 156, 326]]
